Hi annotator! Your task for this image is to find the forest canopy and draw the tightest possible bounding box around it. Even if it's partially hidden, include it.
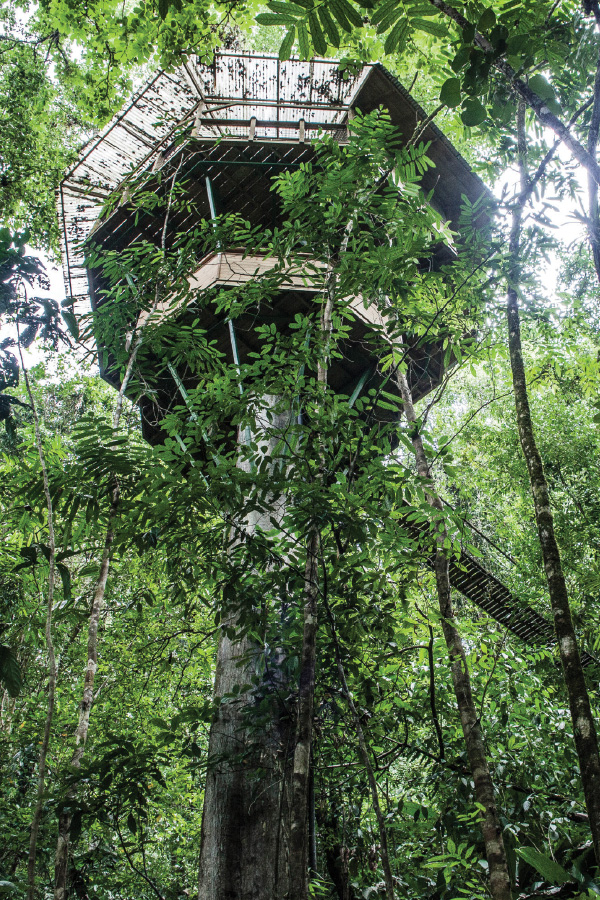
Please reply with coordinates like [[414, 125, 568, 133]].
[[1, 1, 600, 899]]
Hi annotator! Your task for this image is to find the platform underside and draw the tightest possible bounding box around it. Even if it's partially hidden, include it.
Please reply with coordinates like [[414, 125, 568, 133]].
[[91, 271, 448, 446]]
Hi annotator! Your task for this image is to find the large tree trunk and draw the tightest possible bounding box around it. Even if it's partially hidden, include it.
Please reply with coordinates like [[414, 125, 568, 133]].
[[197, 400, 294, 900], [197, 626, 292, 899], [396, 370, 512, 900]]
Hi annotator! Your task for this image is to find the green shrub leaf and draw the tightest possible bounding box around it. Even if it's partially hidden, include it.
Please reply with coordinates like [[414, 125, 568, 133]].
[[461, 97, 486, 126], [440, 77, 461, 108], [516, 848, 572, 885]]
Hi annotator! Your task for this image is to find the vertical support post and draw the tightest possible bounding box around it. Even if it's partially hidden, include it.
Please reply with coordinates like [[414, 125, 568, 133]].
[[276, 57, 280, 141], [205, 175, 251, 453], [296, 328, 311, 427], [166, 361, 212, 479], [299, 118, 306, 143], [205, 175, 219, 234], [348, 365, 374, 409], [151, 151, 165, 173], [227, 320, 254, 465], [346, 106, 355, 141], [227, 319, 244, 395], [193, 100, 206, 137], [167, 362, 198, 420]]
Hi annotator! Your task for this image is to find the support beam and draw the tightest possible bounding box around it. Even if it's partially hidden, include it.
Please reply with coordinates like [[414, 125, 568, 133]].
[[347, 366, 375, 408]]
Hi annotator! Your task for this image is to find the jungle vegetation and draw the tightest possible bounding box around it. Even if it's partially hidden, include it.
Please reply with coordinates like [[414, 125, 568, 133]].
[[1, 0, 600, 898]]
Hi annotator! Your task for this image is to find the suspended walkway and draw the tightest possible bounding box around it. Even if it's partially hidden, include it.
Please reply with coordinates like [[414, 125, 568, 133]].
[[410, 517, 597, 668]]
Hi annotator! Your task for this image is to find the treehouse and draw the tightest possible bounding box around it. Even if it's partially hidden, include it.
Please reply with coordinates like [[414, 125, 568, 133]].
[[58, 52, 489, 443], [59, 52, 593, 663]]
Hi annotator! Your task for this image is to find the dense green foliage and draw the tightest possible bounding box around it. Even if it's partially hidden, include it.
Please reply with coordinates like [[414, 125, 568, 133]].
[[1, 0, 600, 897]]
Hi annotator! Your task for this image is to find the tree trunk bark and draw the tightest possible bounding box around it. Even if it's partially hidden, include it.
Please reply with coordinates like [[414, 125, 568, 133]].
[[197, 400, 294, 900], [197, 624, 292, 900], [587, 41, 600, 283], [288, 525, 319, 899], [396, 370, 512, 900], [508, 102, 600, 868], [54, 503, 117, 900]]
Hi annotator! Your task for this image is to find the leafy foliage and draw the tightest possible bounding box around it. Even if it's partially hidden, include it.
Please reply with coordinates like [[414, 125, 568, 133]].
[[1, 1, 600, 897]]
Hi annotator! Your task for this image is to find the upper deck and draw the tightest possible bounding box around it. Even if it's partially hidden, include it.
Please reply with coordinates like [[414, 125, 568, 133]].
[[58, 53, 490, 302]]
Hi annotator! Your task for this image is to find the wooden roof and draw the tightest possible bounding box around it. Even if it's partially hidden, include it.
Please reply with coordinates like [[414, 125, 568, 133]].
[[58, 52, 490, 302]]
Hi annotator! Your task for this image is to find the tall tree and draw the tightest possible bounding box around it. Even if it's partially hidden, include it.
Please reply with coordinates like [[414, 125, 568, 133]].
[[505, 100, 600, 868]]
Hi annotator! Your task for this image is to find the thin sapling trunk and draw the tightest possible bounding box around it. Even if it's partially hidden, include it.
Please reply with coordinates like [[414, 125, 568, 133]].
[[289, 524, 320, 898], [509, 102, 600, 867], [288, 287, 334, 897], [323, 596, 396, 900], [54, 166, 180, 899], [396, 369, 512, 900], [18, 342, 58, 900]]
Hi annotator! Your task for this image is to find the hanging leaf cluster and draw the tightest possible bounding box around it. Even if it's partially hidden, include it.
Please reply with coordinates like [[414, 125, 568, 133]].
[[256, 0, 366, 59]]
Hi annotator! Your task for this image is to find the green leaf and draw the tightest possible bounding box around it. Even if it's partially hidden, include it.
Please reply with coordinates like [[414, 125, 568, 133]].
[[149, 716, 170, 729], [256, 12, 300, 25], [528, 74, 555, 101], [19, 545, 38, 566], [410, 17, 447, 37], [330, 0, 352, 31], [371, 0, 398, 26], [490, 98, 516, 125], [318, 7, 340, 46], [298, 20, 310, 57], [506, 33, 529, 54], [477, 7, 496, 30], [375, 6, 403, 34], [462, 21, 475, 41], [0, 645, 22, 698], [279, 25, 296, 58], [0, 883, 18, 895], [440, 77, 461, 108], [384, 17, 408, 53], [57, 562, 72, 601], [516, 847, 571, 885], [335, 0, 364, 28], [70, 809, 83, 843], [267, 0, 307, 14], [308, 11, 327, 54], [127, 812, 137, 834], [461, 97, 486, 126], [451, 45, 471, 72]]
